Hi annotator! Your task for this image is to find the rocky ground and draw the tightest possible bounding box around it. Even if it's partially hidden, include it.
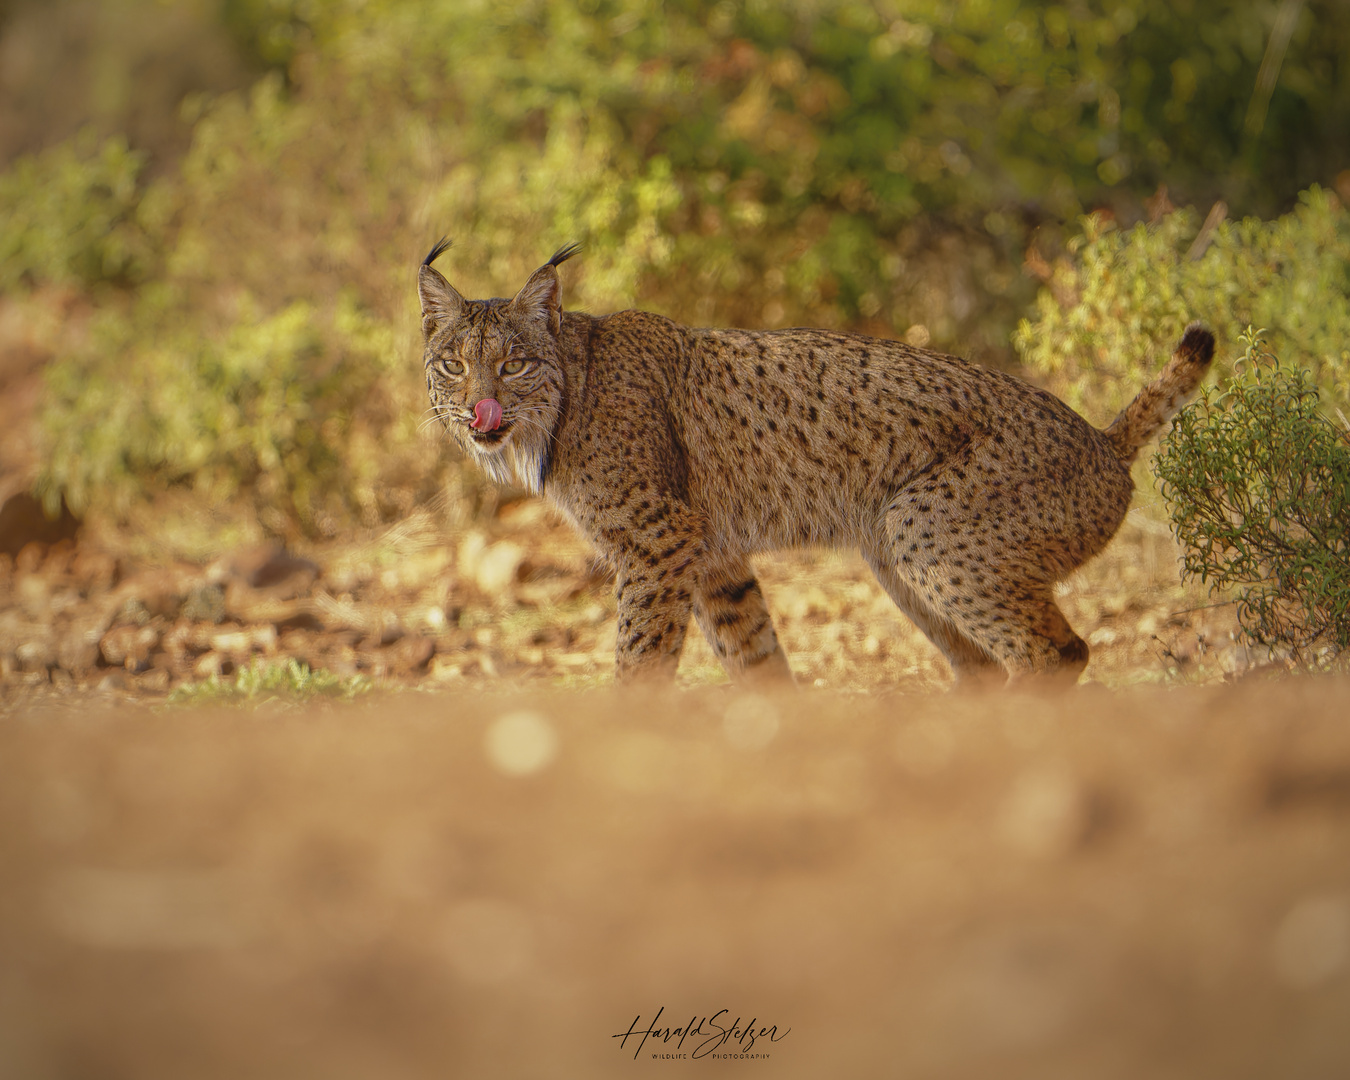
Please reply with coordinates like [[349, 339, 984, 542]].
[[1, 483, 1253, 714]]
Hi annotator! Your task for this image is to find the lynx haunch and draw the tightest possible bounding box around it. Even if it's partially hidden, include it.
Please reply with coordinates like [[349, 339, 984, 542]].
[[418, 240, 1214, 686]]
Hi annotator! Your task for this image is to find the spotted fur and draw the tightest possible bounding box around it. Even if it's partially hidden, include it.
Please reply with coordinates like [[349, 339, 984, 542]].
[[419, 244, 1213, 685]]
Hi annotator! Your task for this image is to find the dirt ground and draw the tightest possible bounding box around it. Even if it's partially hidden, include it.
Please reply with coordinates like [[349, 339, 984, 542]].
[[1, 680, 1349, 1078]]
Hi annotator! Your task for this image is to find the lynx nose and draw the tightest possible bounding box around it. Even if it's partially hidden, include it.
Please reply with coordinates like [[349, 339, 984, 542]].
[[471, 397, 503, 432]]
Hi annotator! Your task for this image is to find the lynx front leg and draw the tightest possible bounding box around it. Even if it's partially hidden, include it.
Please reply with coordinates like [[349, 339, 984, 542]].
[[693, 555, 793, 684], [612, 557, 697, 681], [602, 499, 707, 682]]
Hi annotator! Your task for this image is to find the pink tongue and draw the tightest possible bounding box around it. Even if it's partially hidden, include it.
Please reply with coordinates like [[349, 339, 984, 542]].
[[472, 398, 503, 432]]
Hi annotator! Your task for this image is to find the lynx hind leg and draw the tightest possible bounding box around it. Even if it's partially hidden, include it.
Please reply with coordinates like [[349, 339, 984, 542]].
[[876, 490, 1091, 685], [863, 549, 1004, 687], [693, 555, 793, 684]]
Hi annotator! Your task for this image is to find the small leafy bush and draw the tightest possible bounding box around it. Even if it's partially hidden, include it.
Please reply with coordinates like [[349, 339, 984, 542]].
[[1155, 331, 1350, 670], [34, 290, 428, 535], [1015, 187, 1350, 417], [0, 131, 167, 291]]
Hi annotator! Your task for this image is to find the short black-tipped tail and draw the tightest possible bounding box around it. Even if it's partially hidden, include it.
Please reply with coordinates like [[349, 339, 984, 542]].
[[1103, 322, 1215, 463]]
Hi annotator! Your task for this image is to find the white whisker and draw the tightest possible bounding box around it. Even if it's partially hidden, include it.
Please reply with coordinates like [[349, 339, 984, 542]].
[[510, 413, 558, 444], [418, 403, 465, 435]]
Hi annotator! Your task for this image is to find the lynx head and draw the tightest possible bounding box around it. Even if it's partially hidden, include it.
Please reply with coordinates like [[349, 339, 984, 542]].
[[418, 239, 579, 493]]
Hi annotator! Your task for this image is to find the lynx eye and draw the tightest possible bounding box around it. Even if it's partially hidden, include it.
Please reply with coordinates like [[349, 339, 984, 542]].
[[501, 358, 528, 376], [439, 358, 464, 377]]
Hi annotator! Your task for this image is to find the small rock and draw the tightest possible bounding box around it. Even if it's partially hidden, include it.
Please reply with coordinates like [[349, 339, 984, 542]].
[[230, 544, 319, 591], [210, 630, 251, 655], [210, 624, 276, 657], [136, 669, 171, 693], [475, 541, 526, 595], [182, 583, 226, 624], [96, 671, 131, 693], [389, 634, 435, 673], [100, 625, 159, 670], [116, 597, 153, 626], [69, 549, 118, 592], [14, 542, 44, 574], [56, 611, 116, 674], [17, 575, 51, 619], [16, 638, 55, 673], [55, 633, 102, 675], [429, 657, 464, 681], [193, 652, 228, 679]]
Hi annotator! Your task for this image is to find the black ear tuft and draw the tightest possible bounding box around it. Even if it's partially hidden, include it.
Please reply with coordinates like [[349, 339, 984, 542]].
[[423, 236, 452, 267], [547, 242, 581, 268]]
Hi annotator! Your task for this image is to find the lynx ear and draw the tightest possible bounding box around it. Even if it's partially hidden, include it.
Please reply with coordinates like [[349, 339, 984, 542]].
[[418, 265, 466, 338], [509, 265, 563, 336], [509, 243, 579, 337], [418, 238, 465, 339]]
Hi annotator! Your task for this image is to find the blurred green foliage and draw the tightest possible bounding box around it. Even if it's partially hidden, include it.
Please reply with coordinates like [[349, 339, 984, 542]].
[[1015, 187, 1350, 415], [2, 0, 1347, 537], [0, 131, 167, 290], [24, 74, 452, 536], [1156, 331, 1350, 670], [35, 289, 416, 534]]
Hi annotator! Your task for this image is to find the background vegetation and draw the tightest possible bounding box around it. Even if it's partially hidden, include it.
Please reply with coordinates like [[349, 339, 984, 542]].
[[1, 1, 1347, 637]]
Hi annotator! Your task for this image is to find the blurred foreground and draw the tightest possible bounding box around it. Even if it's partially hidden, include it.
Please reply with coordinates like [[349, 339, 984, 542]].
[[2, 680, 1348, 1077]]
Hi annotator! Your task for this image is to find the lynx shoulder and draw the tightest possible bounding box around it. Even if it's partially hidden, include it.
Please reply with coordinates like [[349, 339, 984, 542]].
[[418, 241, 1214, 685]]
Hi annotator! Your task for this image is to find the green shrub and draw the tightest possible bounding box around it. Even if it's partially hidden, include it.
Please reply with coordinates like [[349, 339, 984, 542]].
[[1155, 330, 1350, 671], [30, 75, 454, 537], [1014, 187, 1350, 416], [0, 131, 167, 291], [34, 288, 431, 535]]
